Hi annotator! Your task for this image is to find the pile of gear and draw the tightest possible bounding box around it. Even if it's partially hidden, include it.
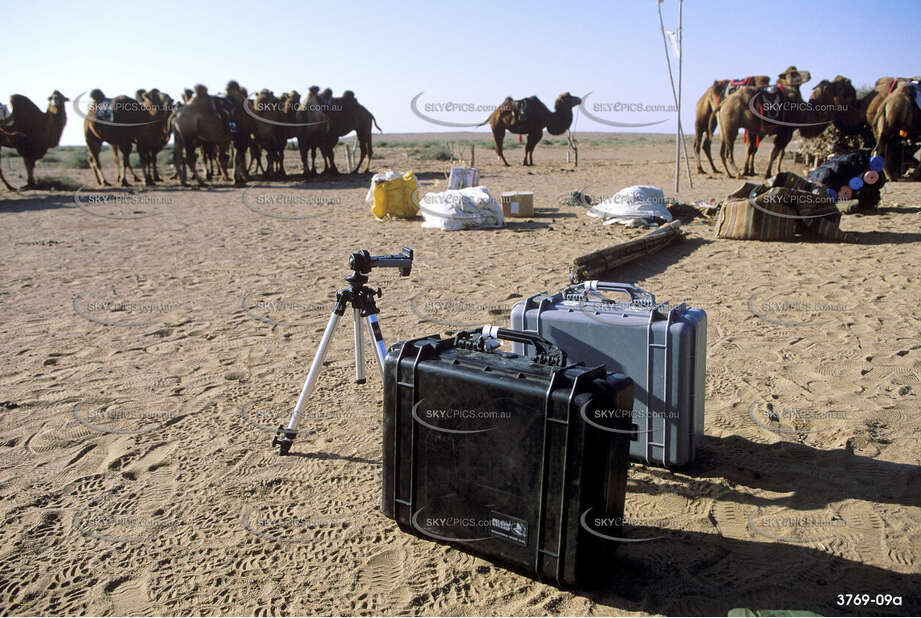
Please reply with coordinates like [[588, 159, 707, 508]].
[[795, 123, 872, 168]]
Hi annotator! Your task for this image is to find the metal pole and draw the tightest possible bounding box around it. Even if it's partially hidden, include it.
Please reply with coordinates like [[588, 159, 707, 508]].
[[675, 0, 683, 193], [658, 1, 682, 192]]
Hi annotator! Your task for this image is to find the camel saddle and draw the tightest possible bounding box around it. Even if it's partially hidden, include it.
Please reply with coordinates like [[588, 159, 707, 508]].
[[754, 86, 784, 121], [513, 98, 531, 123], [720, 77, 757, 102], [213, 96, 238, 134], [94, 99, 115, 123]]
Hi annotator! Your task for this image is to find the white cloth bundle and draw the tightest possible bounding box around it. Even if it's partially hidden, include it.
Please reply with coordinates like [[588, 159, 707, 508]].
[[587, 185, 673, 227], [419, 186, 504, 231]]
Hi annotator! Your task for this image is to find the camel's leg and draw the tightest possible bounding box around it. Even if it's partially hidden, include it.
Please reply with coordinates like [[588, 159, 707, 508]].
[[233, 143, 248, 187], [174, 133, 188, 187], [705, 111, 721, 174], [86, 136, 110, 186], [694, 110, 708, 174], [215, 144, 231, 183], [139, 149, 155, 186], [247, 145, 257, 174], [524, 130, 542, 166], [0, 162, 16, 191], [200, 145, 212, 180], [125, 148, 141, 182], [186, 144, 207, 187], [744, 135, 759, 177], [112, 145, 131, 187], [362, 136, 373, 173], [308, 145, 317, 175], [221, 147, 232, 181], [323, 138, 339, 175], [23, 157, 37, 188], [354, 127, 372, 173], [720, 126, 741, 178], [0, 154, 13, 190], [297, 138, 311, 179], [121, 145, 133, 186], [492, 125, 509, 166]]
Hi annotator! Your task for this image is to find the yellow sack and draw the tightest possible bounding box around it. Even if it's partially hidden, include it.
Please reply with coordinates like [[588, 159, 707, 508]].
[[371, 171, 419, 219]]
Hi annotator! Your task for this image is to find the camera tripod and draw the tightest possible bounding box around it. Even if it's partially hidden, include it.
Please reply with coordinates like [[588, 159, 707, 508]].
[[273, 248, 412, 455]]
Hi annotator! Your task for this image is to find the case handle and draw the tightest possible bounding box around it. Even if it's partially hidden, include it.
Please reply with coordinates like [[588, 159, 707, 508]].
[[576, 281, 656, 305], [454, 326, 567, 366]]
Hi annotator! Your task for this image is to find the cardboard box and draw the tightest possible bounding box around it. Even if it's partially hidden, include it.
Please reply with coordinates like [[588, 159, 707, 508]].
[[448, 167, 480, 190], [501, 191, 534, 217]]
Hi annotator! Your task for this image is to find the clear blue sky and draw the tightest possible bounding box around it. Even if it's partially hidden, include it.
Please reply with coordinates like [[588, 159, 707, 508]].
[[2, 0, 917, 146]]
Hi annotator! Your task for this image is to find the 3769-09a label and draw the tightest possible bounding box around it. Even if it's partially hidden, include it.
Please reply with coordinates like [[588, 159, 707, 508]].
[[836, 593, 902, 607]]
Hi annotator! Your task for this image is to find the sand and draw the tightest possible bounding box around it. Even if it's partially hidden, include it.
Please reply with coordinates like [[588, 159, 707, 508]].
[[1, 137, 920, 616]]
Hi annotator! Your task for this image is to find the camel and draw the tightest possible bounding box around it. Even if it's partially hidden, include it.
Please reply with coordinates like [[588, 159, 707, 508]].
[[134, 89, 175, 185], [251, 89, 287, 179], [478, 92, 581, 166], [322, 90, 381, 174], [693, 75, 770, 174], [296, 86, 330, 178], [873, 80, 921, 180], [170, 84, 240, 186], [819, 76, 901, 150], [276, 90, 301, 175], [0, 90, 68, 189], [84, 89, 146, 186], [717, 66, 813, 178]]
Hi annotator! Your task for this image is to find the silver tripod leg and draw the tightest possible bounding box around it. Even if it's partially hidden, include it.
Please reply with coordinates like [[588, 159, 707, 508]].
[[353, 307, 366, 384], [284, 309, 341, 436], [365, 313, 386, 378]]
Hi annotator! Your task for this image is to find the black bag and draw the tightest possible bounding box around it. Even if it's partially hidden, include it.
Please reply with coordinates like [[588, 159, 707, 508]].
[[808, 150, 884, 210], [382, 327, 634, 587]]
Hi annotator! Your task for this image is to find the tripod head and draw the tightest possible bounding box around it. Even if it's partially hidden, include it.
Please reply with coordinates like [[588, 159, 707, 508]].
[[340, 247, 414, 317], [348, 247, 414, 278]]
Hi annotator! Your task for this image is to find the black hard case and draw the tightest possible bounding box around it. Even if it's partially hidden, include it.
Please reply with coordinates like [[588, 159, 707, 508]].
[[382, 328, 634, 587]]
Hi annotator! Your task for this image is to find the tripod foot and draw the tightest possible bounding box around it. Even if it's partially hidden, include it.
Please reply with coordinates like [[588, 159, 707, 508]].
[[272, 426, 297, 456]]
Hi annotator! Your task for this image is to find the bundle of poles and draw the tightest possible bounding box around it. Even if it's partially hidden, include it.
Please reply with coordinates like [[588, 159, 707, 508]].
[[570, 220, 683, 282]]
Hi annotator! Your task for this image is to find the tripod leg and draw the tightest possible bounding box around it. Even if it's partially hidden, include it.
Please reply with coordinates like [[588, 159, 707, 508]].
[[353, 308, 366, 384], [365, 314, 386, 378], [273, 309, 342, 455]]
